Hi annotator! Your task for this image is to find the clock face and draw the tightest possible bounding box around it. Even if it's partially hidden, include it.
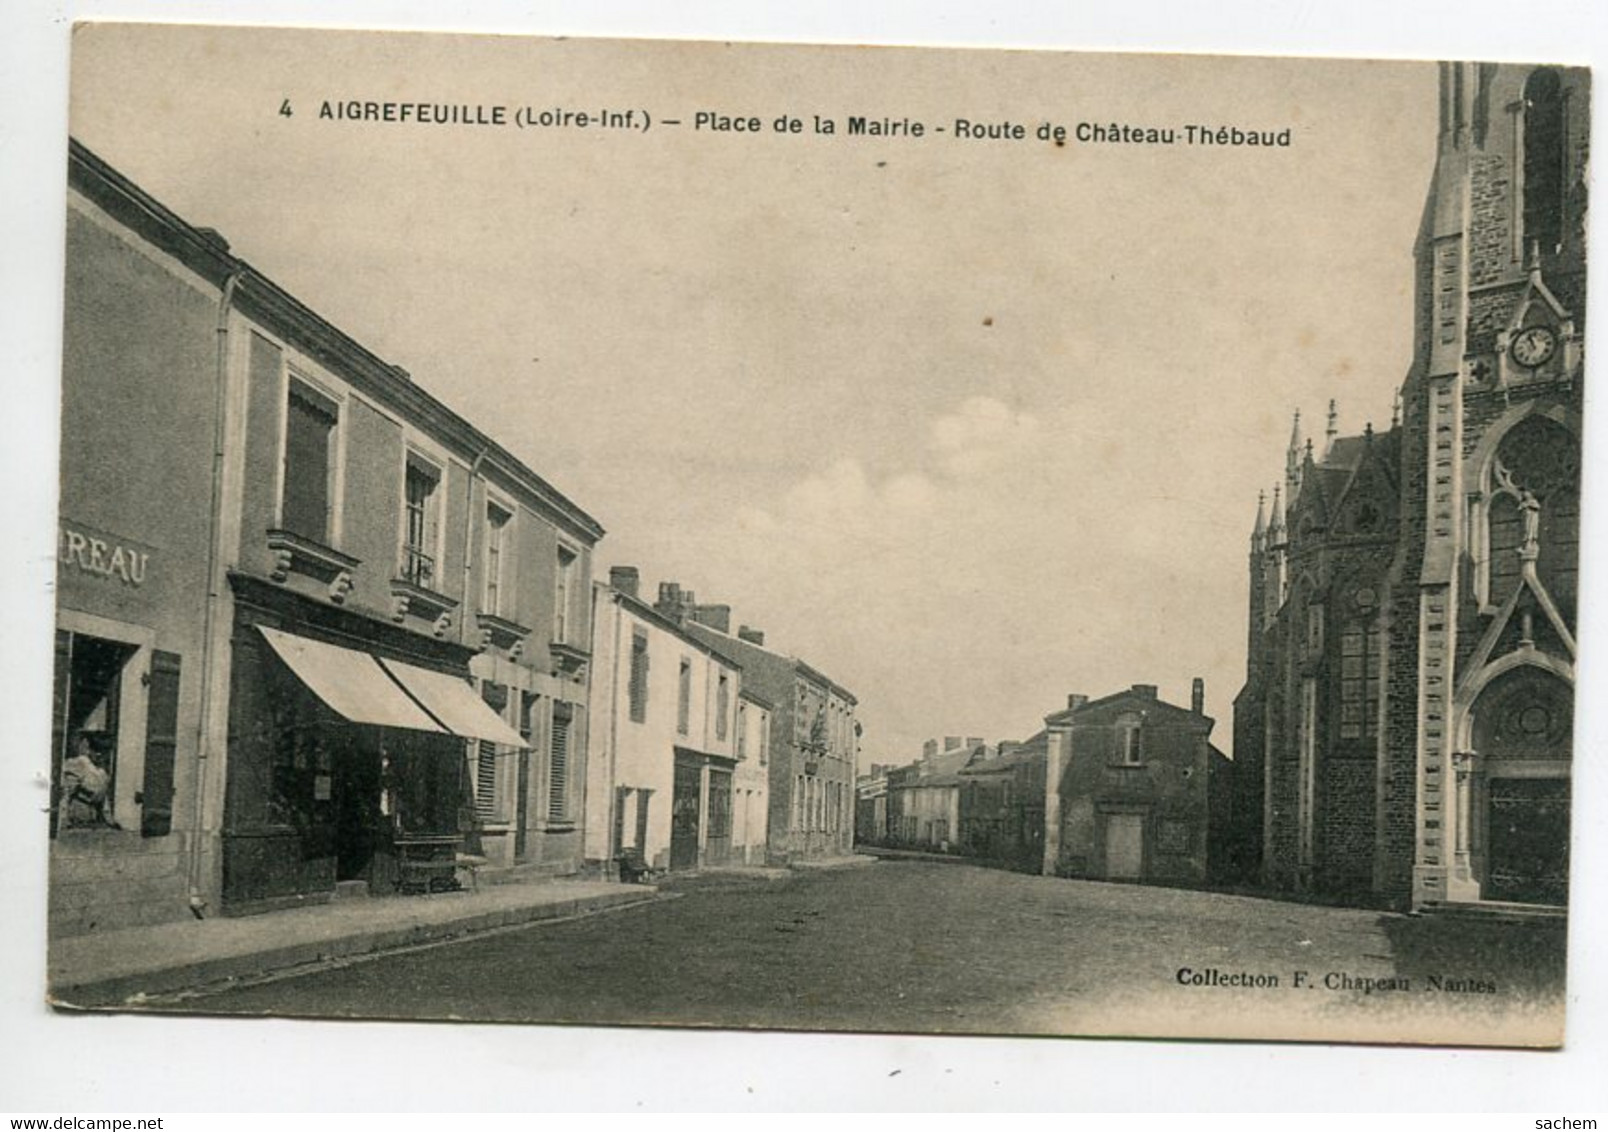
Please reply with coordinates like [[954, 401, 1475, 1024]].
[[1511, 326, 1557, 368]]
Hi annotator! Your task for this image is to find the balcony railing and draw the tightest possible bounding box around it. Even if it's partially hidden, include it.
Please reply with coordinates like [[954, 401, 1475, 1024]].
[[399, 545, 436, 590]]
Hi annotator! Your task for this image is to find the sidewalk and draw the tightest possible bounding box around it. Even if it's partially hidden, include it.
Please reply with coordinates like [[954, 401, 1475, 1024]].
[[788, 853, 877, 871], [49, 877, 661, 1009]]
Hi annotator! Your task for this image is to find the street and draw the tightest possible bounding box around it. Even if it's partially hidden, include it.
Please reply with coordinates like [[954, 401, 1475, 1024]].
[[171, 861, 1567, 1043]]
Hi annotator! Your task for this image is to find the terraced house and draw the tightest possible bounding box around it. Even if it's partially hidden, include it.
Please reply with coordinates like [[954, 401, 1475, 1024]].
[[53, 140, 602, 936]]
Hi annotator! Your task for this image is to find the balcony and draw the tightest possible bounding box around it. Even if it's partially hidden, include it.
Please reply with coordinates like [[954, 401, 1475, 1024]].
[[390, 546, 458, 631], [548, 638, 591, 681], [265, 528, 360, 603], [477, 611, 532, 658]]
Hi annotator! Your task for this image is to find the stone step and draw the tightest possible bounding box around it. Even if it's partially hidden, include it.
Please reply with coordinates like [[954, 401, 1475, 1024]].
[[333, 880, 369, 900], [1420, 899, 1567, 924]]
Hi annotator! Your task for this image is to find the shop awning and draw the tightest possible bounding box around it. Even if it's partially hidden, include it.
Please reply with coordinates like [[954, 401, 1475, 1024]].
[[257, 626, 447, 734], [378, 657, 530, 748]]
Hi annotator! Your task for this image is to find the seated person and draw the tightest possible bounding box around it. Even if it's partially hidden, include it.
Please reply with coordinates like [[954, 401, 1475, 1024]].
[[61, 732, 116, 829]]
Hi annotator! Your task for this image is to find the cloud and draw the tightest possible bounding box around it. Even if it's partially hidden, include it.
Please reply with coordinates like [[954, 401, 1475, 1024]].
[[930, 396, 1041, 477]]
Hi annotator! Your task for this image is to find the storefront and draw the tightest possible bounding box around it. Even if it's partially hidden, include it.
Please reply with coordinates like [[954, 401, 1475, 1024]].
[[222, 575, 526, 913]]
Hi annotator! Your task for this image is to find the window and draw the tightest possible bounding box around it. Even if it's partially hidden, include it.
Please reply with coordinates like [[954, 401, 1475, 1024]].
[[1339, 621, 1383, 740], [483, 501, 512, 615], [400, 454, 441, 589], [758, 714, 769, 765], [52, 630, 141, 834], [1116, 713, 1143, 765], [1524, 68, 1566, 257], [475, 682, 509, 822], [548, 702, 573, 823], [716, 672, 730, 741], [555, 545, 577, 643], [475, 740, 498, 821], [628, 630, 649, 723], [282, 380, 338, 543], [736, 702, 747, 759], [1305, 605, 1324, 658], [677, 658, 691, 736]]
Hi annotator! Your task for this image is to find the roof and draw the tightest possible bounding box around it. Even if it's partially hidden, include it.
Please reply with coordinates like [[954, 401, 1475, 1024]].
[[888, 745, 978, 789], [68, 138, 604, 544], [678, 619, 858, 704], [959, 732, 1048, 775], [601, 584, 744, 669], [1044, 687, 1212, 729]]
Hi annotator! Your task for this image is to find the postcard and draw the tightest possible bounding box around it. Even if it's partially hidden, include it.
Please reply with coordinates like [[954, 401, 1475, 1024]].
[[48, 22, 1584, 1049]]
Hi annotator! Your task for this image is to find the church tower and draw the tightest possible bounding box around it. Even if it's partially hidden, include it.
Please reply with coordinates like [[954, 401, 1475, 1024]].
[[1391, 61, 1587, 910]]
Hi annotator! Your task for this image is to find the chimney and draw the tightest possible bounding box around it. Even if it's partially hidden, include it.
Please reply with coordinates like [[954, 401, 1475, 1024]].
[[966, 736, 984, 750], [609, 566, 640, 599], [737, 625, 766, 647], [691, 603, 732, 634], [923, 739, 938, 761], [944, 735, 963, 752], [1131, 683, 1158, 700], [1067, 694, 1088, 711], [1191, 677, 1205, 716]]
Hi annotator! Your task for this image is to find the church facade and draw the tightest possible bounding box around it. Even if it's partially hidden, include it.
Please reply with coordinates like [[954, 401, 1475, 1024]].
[[1234, 62, 1587, 911]]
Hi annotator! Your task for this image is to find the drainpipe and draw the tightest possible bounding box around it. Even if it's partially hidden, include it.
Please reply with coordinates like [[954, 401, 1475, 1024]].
[[462, 449, 489, 638], [187, 268, 244, 915]]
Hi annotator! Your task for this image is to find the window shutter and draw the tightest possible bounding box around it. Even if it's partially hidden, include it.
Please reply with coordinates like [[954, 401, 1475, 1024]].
[[141, 649, 182, 838], [548, 703, 572, 822], [51, 630, 71, 839]]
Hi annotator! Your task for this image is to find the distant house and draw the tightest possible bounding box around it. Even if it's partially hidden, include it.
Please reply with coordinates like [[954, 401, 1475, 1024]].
[[584, 570, 750, 874], [956, 735, 1047, 873], [884, 737, 981, 852], [654, 581, 860, 863], [854, 763, 893, 846], [1043, 681, 1229, 886]]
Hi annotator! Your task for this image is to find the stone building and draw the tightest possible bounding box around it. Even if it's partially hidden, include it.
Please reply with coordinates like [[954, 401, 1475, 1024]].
[[584, 570, 765, 873], [1234, 62, 1586, 910], [955, 735, 1047, 873], [1043, 682, 1227, 885], [53, 140, 602, 933], [653, 582, 859, 863]]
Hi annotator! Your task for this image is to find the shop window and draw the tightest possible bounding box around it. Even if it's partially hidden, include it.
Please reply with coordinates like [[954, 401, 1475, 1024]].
[[1523, 68, 1565, 257], [482, 500, 512, 616], [400, 453, 441, 589], [52, 630, 140, 834], [628, 630, 650, 723], [548, 702, 573, 823], [282, 379, 338, 544]]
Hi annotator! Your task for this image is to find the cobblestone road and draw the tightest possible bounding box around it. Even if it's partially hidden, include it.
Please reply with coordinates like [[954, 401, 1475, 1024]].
[[174, 861, 1566, 1044]]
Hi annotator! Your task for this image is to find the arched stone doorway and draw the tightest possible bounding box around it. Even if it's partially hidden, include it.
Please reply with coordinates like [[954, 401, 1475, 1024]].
[[1468, 666, 1571, 905]]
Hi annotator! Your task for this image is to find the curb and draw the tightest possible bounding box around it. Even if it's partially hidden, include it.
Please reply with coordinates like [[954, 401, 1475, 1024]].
[[50, 888, 662, 1009]]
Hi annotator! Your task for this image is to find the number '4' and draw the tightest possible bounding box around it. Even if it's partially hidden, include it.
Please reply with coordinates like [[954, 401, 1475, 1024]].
[[279, 99, 293, 118]]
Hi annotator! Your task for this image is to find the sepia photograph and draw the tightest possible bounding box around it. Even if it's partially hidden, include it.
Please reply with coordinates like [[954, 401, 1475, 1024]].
[[8, 2, 1608, 1113]]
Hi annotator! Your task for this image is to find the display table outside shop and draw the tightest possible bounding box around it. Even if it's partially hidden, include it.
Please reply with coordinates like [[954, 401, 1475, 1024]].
[[393, 834, 483, 894]]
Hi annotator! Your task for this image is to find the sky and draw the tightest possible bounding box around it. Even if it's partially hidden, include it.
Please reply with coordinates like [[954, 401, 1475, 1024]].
[[64, 26, 1438, 764]]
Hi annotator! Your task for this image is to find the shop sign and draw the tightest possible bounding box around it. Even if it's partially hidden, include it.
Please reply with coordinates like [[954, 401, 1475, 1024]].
[[59, 523, 150, 587]]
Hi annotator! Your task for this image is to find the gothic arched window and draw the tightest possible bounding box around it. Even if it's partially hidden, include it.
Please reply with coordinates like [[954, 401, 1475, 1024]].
[[1488, 415, 1579, 618], [1523, 68, 1566, 258]]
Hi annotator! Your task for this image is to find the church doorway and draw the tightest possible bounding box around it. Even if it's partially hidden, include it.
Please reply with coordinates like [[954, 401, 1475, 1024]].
[[1469, 666, 1571, 906]]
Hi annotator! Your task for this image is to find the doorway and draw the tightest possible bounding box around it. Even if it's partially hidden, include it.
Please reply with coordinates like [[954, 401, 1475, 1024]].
[[1104, 813, 1145, 880], [670, 763, 702, 870]]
